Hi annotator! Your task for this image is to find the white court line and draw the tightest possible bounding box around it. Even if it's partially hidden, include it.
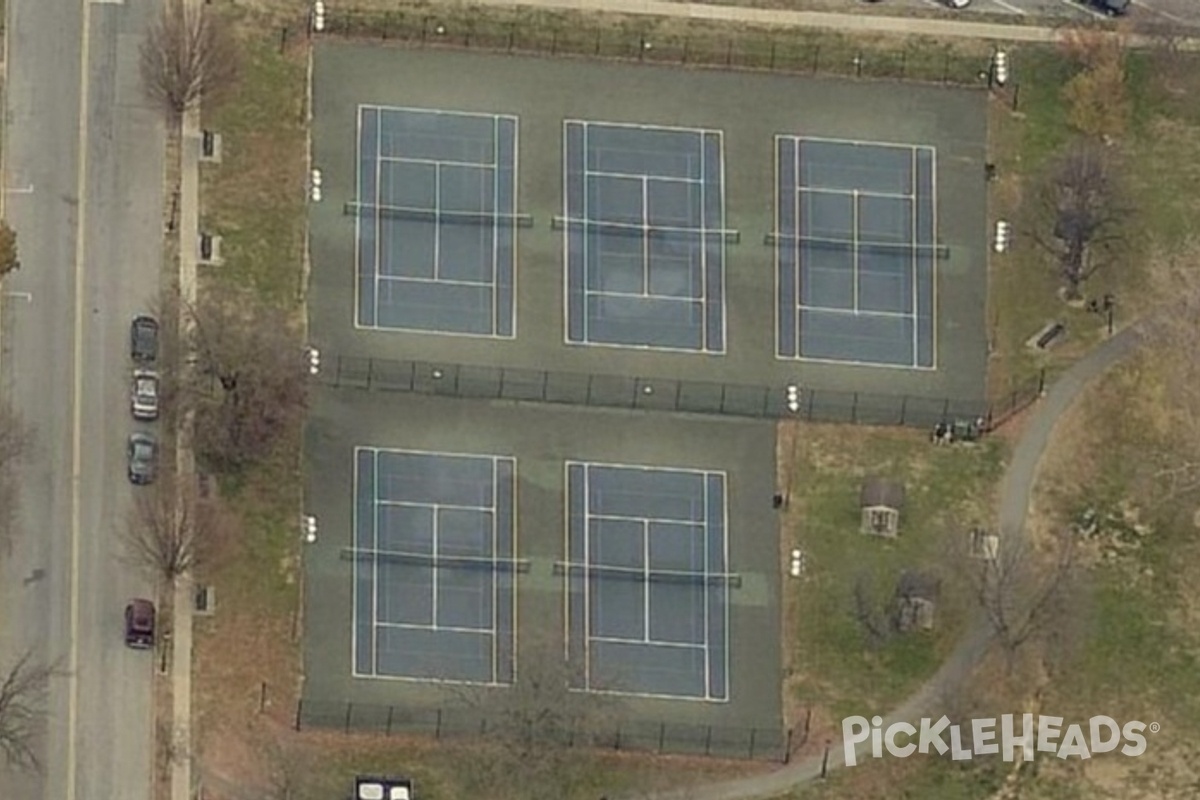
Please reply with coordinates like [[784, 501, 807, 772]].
[[590, 512, 704, 525], [798, 304, 914, 320], [377, 274, 492, 288], [590, 168, 701, 185], [583, 288, 702, 303], [374, 620, 493, 635], [376, 498, 495, 513], [377, 154, 495, 169], [590, 635, 706, 650], [800, 186, 913, 200]]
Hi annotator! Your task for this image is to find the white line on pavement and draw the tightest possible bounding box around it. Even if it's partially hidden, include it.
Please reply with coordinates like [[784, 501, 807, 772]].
[[991, 0, 1028, 14], [3, 185, 33, 194]]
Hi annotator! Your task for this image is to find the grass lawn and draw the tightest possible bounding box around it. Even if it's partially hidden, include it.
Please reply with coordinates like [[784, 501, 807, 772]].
[[984, 43, 1200, 397], [781, 423, 1007, 726]]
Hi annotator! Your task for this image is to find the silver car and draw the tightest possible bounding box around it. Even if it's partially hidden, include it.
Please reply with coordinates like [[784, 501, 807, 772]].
[[131, 370, 159, 421]]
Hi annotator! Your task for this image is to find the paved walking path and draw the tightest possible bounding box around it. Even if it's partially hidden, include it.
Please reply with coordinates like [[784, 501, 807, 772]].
[[461, 0, 1189, 46], [631, 325, 1143, 800], [170, 48, 203, 800]]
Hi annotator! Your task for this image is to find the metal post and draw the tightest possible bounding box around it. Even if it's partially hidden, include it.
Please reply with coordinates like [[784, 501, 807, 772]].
[[366, 356, 374, 389], [259, 681, 267, 713], [821, 740, 831, 778], [705, 725, 713, 755], [720, 383, 727, 414], [541, 369, 549, 402], [1011, 84, 1020, 112], [784, 728, 793, 763], [899, 395, 908, 426], [280, 26, 289, 53], [851, 392, 859, 423], [344, 702, 353, 732], [806, 386, 815, 419], [1038, 367, 1046, 394], [387, 705, 395, 736], [436, 707, 443, 739], [294, 700, 303, 731]]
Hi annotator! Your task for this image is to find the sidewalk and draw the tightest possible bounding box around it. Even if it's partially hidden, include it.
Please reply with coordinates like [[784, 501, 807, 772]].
[[170, 53, 202, 800]]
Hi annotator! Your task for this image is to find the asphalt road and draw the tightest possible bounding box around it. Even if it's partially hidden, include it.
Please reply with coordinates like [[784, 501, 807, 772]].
[[873, 0, 1199, 25], [0, 0, 164, 799]]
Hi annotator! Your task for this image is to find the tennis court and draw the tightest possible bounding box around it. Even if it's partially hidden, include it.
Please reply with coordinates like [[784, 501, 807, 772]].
[[351, 447, 518, 684], [354, 105, 521, 337], [563, 121, 730, 353], [776, 137, 937, 369], [564, 461, 730, 701]]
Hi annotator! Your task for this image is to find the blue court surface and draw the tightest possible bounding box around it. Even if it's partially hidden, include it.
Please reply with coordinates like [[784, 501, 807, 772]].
[[776, 137, 937, 368], [563, 122, 729, 353], [351, 448, 518, 684], [354, 106, 519, 337], [563, 462, 731, 701]]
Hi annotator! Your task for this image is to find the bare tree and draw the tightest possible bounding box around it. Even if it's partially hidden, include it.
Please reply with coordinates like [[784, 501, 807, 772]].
[[1036, 141, 1126, 300], [973, 532, 1079, 668], [0, 402, 30, 554], [0, 222, 20, 279], [121, 477, 217, 583], [0, 652, 53, 772], [140, 0, 238, 116], [457, 643, 623, 800], [183, 293, 308, 473]]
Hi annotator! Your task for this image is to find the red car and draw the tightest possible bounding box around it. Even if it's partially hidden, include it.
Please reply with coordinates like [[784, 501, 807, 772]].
[[124, 599, 156, 649]]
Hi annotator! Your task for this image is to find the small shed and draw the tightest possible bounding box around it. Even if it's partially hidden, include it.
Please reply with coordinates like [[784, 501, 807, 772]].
[[860, 477, 906, 537], [894, 571, 940, 632]]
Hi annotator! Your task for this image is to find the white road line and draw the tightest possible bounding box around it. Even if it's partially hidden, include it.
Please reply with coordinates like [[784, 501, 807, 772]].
[[67, 0, 95, 796], [1133, 0, 1188, 24], [1055, 0, 1108, 19], [991, 0, 1028, 14], [4, 291, 32, 302], [3, 184, 33, 194]]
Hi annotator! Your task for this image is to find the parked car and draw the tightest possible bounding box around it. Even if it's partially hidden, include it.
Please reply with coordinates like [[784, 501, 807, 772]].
[[945, 0, 971, 7], [130, 314, 159, 364], [124, 599, 155, 649], [127, 432, 158, 485], [131, 370, 160, 421], [1077, 0, 1129, 15]]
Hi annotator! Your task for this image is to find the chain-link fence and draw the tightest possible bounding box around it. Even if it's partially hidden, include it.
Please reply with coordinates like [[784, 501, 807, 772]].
[[296, 698, 795, 762], [320, 7, 991, 87], [316, 355, 1045, 431]]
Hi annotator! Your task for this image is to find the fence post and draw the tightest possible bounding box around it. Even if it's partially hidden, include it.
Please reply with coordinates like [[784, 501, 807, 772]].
[[803, 708, 812, 745], [436, 707, 443, 739], [344, 702, 353, 733], [258, 681, 267, 713], [294, 699, 303, 731], [749, 727, 758, 759], [387, 705, 395, 737], [658, 721, 666, 752], [407, 360, 416, 391], [784, 728, 793, 763], [705, 725, 713, 755], [806, 386, 816, 419], [542, 369, 550, 402], [851, 392, 859, 423], [1038, 367, 1046, 394], [899, 395, 908, 426]]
